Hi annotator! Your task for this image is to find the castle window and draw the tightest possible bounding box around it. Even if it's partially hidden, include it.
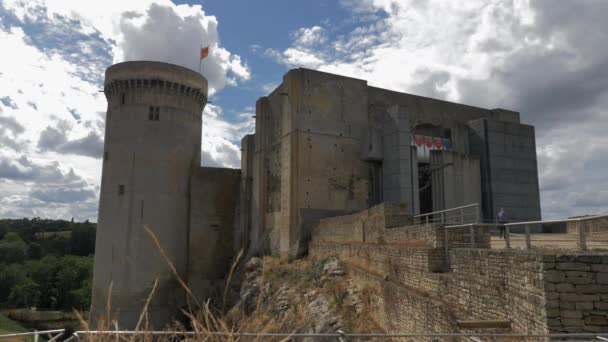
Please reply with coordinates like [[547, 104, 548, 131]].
[[148, 106, 160, 121], [118, 184, 125, 195], [121, 93, 125, 104], [104, 151, 109, 161]]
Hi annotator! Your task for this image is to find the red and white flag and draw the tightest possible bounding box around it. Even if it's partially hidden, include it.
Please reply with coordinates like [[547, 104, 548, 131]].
[[200, 46, 210, 60]]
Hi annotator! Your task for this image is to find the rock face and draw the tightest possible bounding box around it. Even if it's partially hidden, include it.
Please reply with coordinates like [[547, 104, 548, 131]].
[[232, 256, 366, 337], [321, 257, 346, 278], [239, 257, 263, 314]]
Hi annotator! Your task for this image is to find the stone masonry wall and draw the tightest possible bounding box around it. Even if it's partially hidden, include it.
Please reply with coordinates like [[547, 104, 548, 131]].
[[349, 265, 460, 339], [447, 249, 547, 334], [566, 216, 608, 234], [312, 203, 412, 244], [543, 254, 608, 333], [310, 206, 608, 335], [313, 203, 490, 249], [311, 243, 550, 334]]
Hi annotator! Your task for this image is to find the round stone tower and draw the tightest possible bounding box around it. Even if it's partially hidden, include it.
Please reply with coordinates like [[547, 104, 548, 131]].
[[90, 61, 207, 328]]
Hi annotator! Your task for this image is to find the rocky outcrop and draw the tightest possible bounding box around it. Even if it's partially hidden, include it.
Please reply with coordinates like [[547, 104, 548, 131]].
[[230, 256, 372, 336]]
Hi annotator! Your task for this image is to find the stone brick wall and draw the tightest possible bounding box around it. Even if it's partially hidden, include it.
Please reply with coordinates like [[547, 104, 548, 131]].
[[311, 243, 551, 333], [566, 216, 608, 234], [313, 203, 490, 249], [543, 254, 608, 333], [309, 206, 608, 336], [312, 203, 412, 244], [446, 249, 547, 334], [311, 241, 445, 274], [349, 266, 460, 339]]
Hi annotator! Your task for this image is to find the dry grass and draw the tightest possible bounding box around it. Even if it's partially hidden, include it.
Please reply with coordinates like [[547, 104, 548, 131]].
[[78, 225, 380, 341], [78, 225, 300, 341]]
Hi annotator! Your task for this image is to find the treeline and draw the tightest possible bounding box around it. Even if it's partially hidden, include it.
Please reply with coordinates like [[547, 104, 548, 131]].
[[0, 218, 95, 311]]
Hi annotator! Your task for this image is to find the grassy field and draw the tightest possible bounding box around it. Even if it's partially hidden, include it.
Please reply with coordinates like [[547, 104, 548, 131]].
[[0, 313, 32, 341]]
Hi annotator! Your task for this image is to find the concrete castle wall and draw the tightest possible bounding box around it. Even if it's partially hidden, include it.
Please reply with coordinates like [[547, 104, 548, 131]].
[[248, 68, 542, 257], [469, 118, 541, 222], [188, 167, 240, 303], [91, 61, 208, 328]]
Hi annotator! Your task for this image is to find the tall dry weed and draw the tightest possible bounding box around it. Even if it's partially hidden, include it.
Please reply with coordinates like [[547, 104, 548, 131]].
[[78, 224, 294, 342]]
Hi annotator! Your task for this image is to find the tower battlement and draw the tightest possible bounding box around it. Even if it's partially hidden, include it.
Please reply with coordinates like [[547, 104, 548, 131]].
[[104, 61, 207, 112]]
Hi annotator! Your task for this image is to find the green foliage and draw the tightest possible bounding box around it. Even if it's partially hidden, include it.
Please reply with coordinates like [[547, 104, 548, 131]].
[[0, 232, 29, 263], [8, 277, 41, 307], [0, 263, 27, 303], [0, 312, 28, 335], [0, 218, 96, 311], [69, 224, 96, 256]]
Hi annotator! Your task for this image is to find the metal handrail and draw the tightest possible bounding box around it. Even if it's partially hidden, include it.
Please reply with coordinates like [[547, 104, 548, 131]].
[[445, 213, 608, 228], [503, 213, 608, 226], [413, 203, 480, 225], [0, 329, 65, 340], [445, 213, 608, 252], [68, 330, 608, 338], [414, 203, 479, 217]]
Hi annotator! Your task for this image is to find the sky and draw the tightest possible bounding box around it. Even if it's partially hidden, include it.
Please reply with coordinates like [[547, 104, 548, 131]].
[[0, 0, 607, 221]]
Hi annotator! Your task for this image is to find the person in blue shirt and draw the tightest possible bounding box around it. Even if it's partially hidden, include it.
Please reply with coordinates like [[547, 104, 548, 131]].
[[497, 208, 508, 238]]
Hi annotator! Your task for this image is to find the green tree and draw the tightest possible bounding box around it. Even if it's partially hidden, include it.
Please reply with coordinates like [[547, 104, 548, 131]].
[[28, 242, 42, 259], [0, 222, 9, 239], [69, 225, 96, 256], [0, 263, 27, 304], [8, 278, 41, 308], [0, 232, 29, 263]]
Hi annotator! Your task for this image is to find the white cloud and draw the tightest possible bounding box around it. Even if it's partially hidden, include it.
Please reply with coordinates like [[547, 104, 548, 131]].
[[201, 104, 254, 168], [0, 0, 252, 220], [267, 0, 608, 219], [115, 3, 250, 94], [292, 26, 327, 46]]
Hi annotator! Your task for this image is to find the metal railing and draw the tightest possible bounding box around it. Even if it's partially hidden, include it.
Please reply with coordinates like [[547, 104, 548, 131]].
[[446, 214, 608, 251], [0, 329, 65, 341], [414, 203, 481, 225], [31, 330, 608, 341]]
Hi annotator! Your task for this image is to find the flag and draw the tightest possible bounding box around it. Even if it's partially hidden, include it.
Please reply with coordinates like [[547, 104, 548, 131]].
[[200, 46, 210, 60]]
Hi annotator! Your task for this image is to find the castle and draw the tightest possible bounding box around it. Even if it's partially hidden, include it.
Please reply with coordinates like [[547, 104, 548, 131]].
[[90, 61, 544, 329]]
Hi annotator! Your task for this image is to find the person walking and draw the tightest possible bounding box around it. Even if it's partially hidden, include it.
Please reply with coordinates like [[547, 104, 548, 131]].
[[497, 208, 508, 239]]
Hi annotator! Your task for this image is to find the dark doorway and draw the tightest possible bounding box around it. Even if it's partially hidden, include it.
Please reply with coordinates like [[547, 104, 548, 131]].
[[369, 161, 383, 207], [418, 163, 432, 214]]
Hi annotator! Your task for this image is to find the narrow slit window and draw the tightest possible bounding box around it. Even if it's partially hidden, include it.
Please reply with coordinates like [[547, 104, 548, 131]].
[[154, 107, 160, 121], [148, 106, 154, 121], [118, 184, 125, 195], [104, 151, 108, 161], [121, 93, 125, 104]]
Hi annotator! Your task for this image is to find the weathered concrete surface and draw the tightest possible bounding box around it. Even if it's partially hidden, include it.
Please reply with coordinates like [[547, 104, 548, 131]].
[[91, 61, 207, 328], [188, 167, 240, 304], [469, 118, 542, 222], [430, 150, 481, 212], [246, 68, 541, 256]]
